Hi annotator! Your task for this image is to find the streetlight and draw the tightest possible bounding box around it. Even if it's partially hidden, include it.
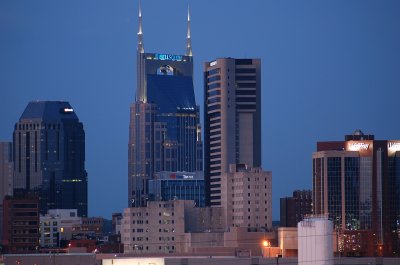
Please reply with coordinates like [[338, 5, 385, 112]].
[[262, 240, 271, 257]]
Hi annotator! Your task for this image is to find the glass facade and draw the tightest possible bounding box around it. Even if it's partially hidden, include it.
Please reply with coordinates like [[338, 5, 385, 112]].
[[128, 53, 202, 207], [13, 101, 87, 217]]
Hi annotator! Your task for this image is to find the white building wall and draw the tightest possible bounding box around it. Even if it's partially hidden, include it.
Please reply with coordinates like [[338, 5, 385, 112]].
[[298, 218, 333, 265]]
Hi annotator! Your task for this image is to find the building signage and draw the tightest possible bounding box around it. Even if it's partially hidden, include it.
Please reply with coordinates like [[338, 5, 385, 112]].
[[154, 53, 183, 61], [210, 60, 217, 66], [63, 108, 74, 113], [349, 142, 369, 151], [388, 142, 400, 151], [169, 173, 194, 180]]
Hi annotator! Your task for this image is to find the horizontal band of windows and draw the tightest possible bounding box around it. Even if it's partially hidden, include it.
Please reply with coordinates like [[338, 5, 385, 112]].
[[209, 118, 221, 124], [210, 184, 221, 188], [210, 147, 221, 152], [209, 178, 221, 183], [208, 97, 221, 104], [210, 189, 220, 194], [208, 136, 221, 142], [210, 165, 221, 171], [210, 195, 221, 200], [209, 160, 221, 165], [208, 75, 221, 83], [207, 68, 220, 76], [236, 97, 256, 102], [210, 124, 221, 130], [209, 142, 221, 148], [236, 75, 256, 81], [207, 112, 221, 118], [210, 134, 221, 139], [236, 105, 257, 110], [209, 131, 221, 137], [208, 90, 221, 97], [207, 104, 221, 111], [235, 59, 253, 65], [210, 172, 221, 177], [236, 89, 256, 95], [208, 82, 221, 90], [210, 154, 221, 160], [236, 68, 256, 74], [236, 82, 256, 88], [210, 202, 221, 206]]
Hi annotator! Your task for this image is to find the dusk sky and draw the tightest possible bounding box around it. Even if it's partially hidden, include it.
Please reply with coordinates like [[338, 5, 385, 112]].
[[1, 0, 400, 220]]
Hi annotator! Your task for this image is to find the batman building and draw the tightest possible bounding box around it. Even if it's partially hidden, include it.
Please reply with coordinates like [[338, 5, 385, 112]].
[[128, 4, 202, 207]]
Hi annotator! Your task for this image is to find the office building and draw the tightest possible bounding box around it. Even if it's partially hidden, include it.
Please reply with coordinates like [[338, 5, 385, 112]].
[[0, 142, 13, 241], [280, 190, 312, 227], [128, 4, 202, 207], [148, 171, 205, 207], [221, 164, 272, 230], [39, 209, 81, 248], [204, 58, 261, 206], [13, 101, 88, 217], [2, 194, 39, 253], [313, 130, 400, 256]]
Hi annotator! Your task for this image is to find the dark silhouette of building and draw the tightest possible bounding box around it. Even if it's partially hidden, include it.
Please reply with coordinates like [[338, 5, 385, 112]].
[[280, 190, 312, 227], [128, 4, 202, 207], [313, 130, 400, 257], [2, 194, 39, 253], [13, 101, 87, 217], [203, 58, 262, 206], [0, 142, 13, 242]]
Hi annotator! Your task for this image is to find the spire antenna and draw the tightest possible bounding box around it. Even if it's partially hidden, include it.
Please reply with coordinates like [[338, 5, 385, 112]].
[[137, 0, 144, 53], [185, 4, 192, 56]]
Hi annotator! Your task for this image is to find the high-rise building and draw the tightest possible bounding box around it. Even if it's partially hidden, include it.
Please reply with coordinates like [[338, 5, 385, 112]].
[[204, 58, 262, 206], [0, 142, 13, 241], [13, 101, 88, 217], [128, 4, 202, 207], [313, 130, 400, 257], [280, 190, 312, 227]]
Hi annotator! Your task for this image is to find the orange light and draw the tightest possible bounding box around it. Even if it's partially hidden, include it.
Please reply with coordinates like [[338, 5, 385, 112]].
[[262, 240, 271, 247]]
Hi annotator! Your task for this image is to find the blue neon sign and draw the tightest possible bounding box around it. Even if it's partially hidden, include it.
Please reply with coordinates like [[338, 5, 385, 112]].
[[154, 53, 183, 61]]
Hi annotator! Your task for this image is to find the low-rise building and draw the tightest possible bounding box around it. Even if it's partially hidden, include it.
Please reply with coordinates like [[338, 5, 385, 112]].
[[39, 209, 81, 248]]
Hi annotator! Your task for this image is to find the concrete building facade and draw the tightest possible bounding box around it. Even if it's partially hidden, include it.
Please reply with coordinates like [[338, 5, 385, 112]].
[[221, 164, 272, 230], [204, 58, 262, 207]]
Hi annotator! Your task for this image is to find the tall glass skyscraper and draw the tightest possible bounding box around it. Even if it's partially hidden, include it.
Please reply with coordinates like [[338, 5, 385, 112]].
[[313, 130, 400, 257], [13, 101, 88, 217], [128, 4, 202, 207]]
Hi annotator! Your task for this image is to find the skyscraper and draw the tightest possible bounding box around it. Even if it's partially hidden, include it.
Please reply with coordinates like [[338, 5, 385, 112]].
[[13, 101, 88, 217], [313, 130, 400, 256], [204, 58, 262, 206], [128, 4, 202, 207]]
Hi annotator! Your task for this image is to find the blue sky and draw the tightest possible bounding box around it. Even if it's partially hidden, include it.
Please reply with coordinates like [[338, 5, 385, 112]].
[[1, 0, 400, 220]]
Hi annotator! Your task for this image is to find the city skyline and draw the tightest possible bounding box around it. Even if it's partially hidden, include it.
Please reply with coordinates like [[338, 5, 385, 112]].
[[1, 0, 400, 219]]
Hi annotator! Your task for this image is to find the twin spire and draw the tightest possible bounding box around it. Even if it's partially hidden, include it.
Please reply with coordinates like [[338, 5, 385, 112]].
[[137, 1, 192, 56]]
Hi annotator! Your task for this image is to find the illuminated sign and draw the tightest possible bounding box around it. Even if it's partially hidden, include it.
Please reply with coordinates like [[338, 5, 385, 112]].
[[63, 108, 74, 113], [348, 142, 369, 151], [210, 60, 217, 66], [388, 142, 400, 151], [169, 173, 194, 180], [154, 53, 183, 61]]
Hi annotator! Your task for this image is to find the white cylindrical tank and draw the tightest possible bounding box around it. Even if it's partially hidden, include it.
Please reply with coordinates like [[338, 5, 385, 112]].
[[298, 217, 333, 265]]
